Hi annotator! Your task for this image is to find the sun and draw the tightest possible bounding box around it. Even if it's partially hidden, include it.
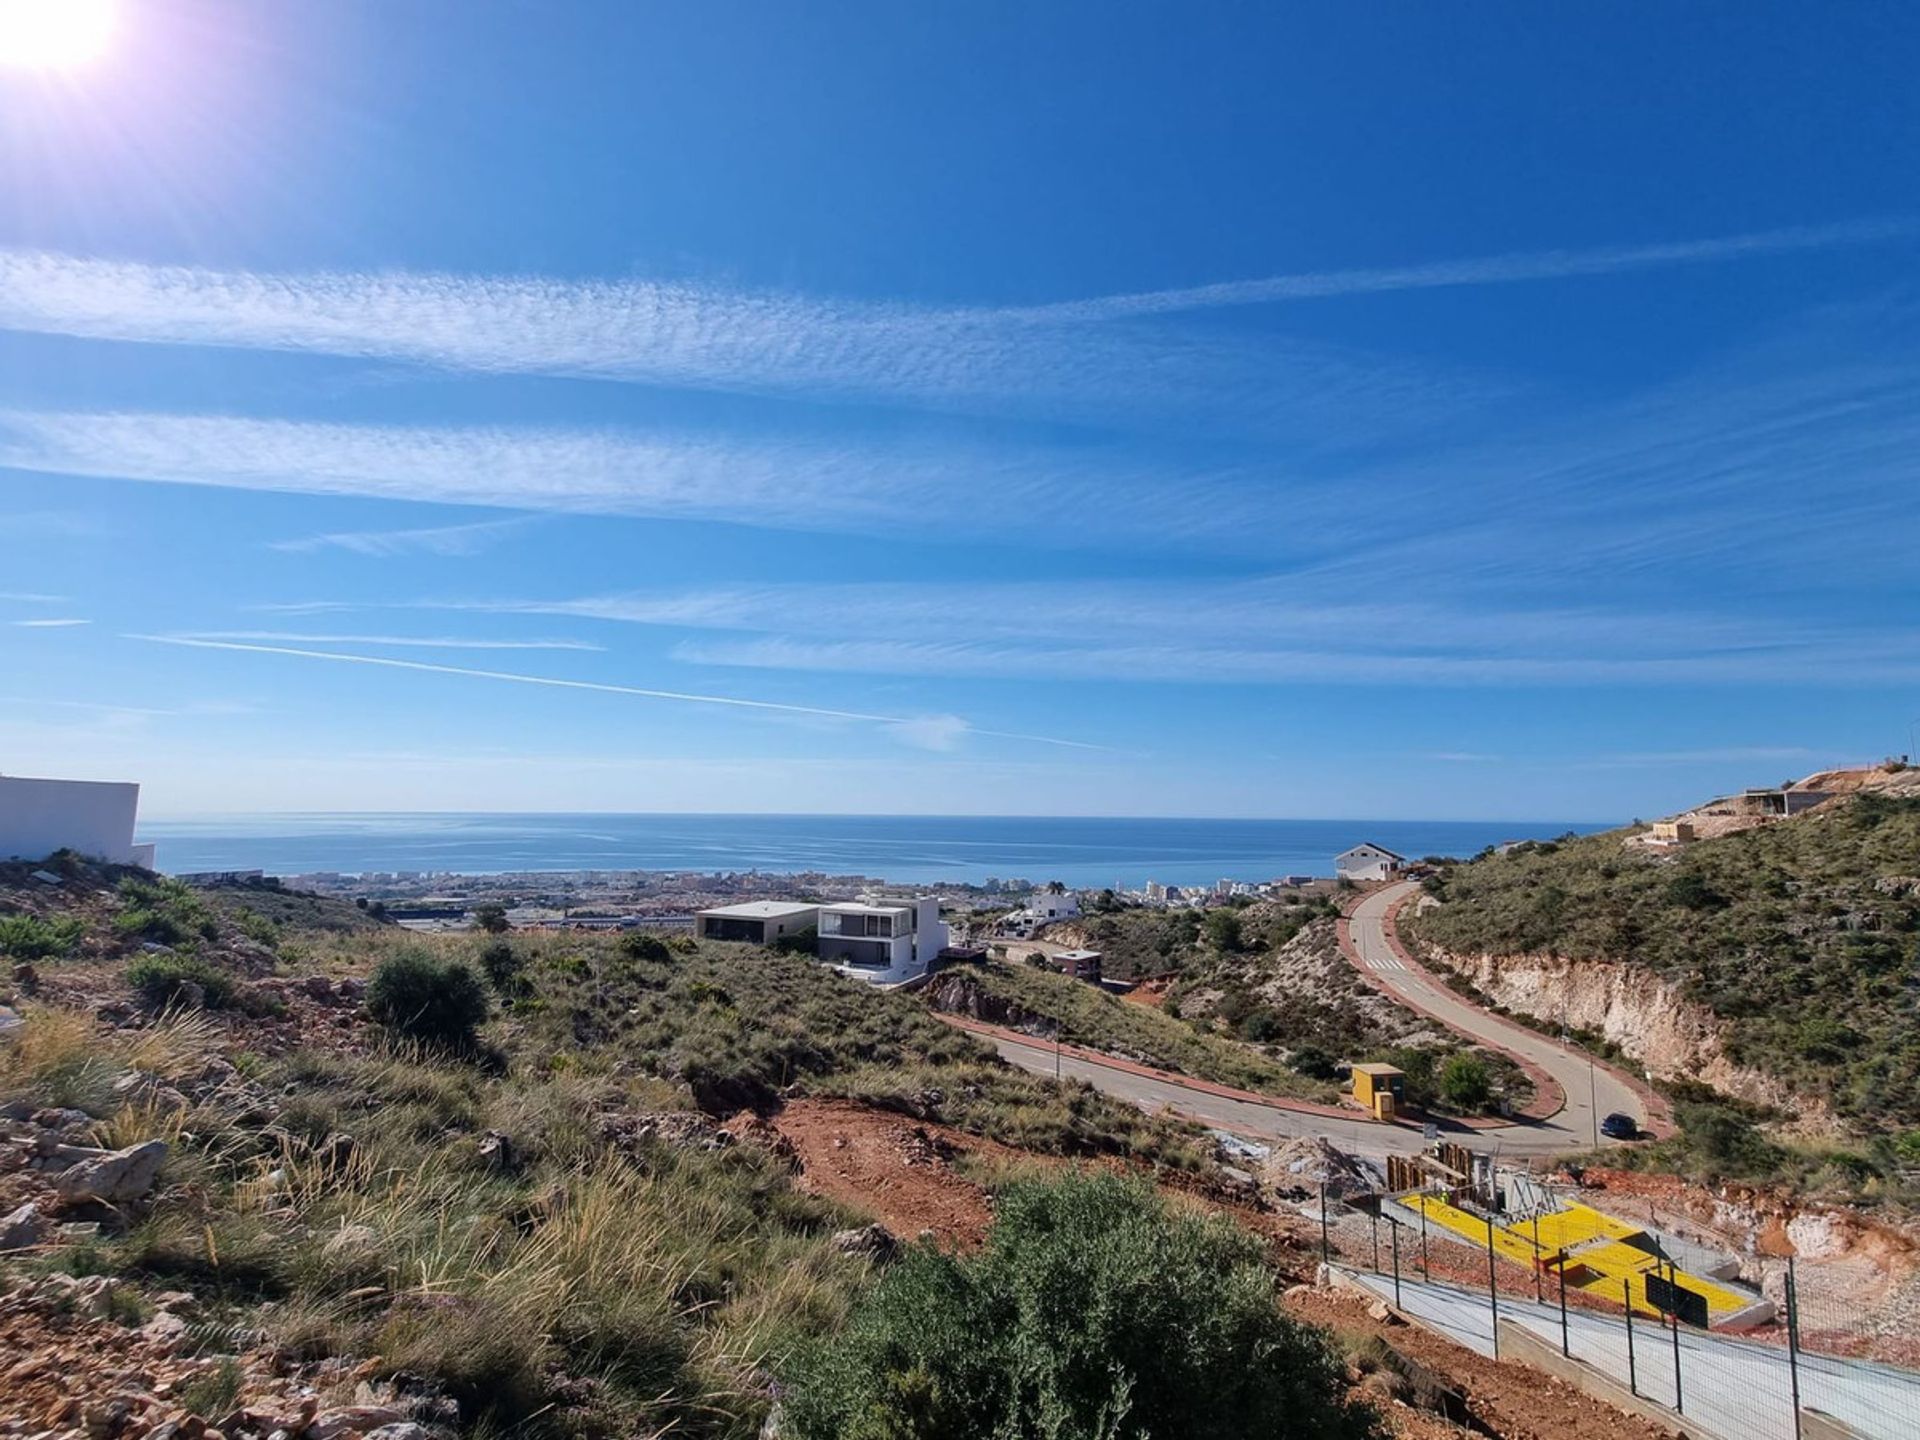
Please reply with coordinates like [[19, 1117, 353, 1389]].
[[0, 0, 118, 71]]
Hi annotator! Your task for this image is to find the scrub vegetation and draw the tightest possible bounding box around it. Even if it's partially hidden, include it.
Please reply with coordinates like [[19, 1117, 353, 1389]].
[[1410, 794, 1920, 1131]]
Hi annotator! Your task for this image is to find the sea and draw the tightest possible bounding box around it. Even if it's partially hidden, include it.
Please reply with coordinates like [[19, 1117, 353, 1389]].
[[138, 814, 1611, 890]]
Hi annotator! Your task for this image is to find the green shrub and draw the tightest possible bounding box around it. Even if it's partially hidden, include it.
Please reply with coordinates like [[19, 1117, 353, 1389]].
[[618, 931, 673, 963], [1204, 908, 1245, 953], [115, 877, 218, 947], [367, 950, 490, 1048], [1438, 1052, 1493, 1111], [472, 903, 510, 935], [126, 954, 236, 1009], [782, 1171, 1380, 1440], [478, 940, 525, 994], [1290, 1045, 1340, 1080], [0, 913, 85, 960]]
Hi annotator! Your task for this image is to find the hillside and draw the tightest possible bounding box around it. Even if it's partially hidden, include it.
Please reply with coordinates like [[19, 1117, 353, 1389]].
[[0, 865, 1868, 1438], [1408, 791, 1920, 1134]]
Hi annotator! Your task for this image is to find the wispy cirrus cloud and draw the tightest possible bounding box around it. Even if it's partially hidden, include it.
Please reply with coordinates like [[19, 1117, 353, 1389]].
[[10, 617, 90, 628], [0, 590, 67, 603], [670, 634, 1920, 688], [127, 634, 1114, 753], [269, 516, 533, 557], [1574, 746, 1835, 769], [0, 408, 1275, 547], [1, 222, 1908, 428], [0, 249, 1484, 437], [175, 631, 604, 652], [433, 577, 1920, 689]]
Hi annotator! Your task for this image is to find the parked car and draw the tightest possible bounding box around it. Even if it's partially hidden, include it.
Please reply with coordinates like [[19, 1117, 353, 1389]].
[[1600, 1111, 1641, 1141]]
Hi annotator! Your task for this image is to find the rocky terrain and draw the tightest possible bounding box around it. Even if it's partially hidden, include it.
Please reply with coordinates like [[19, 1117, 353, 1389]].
[[3, 856, 1873, 1439]]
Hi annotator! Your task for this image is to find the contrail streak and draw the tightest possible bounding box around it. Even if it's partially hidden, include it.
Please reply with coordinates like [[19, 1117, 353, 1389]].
[[1008, 218, 1920, 321], [127, 635, 1115, 752]]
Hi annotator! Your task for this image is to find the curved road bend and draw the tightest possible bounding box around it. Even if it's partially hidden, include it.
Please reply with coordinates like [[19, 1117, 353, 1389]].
[[1348, 882, 1647, 1150]]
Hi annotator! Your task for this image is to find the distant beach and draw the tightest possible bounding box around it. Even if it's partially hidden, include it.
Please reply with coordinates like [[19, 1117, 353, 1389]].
[[138, 813, 1612, 890]]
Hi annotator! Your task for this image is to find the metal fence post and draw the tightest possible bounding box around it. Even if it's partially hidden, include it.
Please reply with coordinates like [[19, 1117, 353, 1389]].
[[1623, 1278, 1637, 1397], [1320, 1184, 1330, 1266], [1557, 1256, 1570, 1357], [1390, 1216, 1402, 1308], [1371, 1209, 1380, 1273], [1485, 1212, 1501, 1358], [1419, 1192, 1429, 1278], [1532, 1212, 1544, 1302], [1786, 1257, 1803, 1440], [1668, 1259, 1684, 1415]]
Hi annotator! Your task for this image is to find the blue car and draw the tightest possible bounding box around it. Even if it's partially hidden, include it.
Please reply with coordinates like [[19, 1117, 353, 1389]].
[[1600, 1112, 1641, 1141]]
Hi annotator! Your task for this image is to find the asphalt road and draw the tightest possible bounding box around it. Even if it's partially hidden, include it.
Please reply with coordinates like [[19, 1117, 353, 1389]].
[[978, 887, 1651, 1161], [1350, 882, 1647, 1149], [983, 1030, 1434, 1157]]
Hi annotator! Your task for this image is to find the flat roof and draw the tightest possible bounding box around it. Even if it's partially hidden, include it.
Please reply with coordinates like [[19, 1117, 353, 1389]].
[[1054, 949, 1102, 961], [1352, 1063, 1405, 1077], [697, 901, 821, 919]]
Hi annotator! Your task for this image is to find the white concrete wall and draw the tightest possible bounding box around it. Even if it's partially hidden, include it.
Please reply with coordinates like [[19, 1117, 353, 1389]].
[[0, 776, 147, 865]]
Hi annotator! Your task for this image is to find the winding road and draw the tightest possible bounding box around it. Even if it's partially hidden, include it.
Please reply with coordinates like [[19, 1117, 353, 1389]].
[[1348, 882, 1651, 1149], [966, 881, 1656, 1161]]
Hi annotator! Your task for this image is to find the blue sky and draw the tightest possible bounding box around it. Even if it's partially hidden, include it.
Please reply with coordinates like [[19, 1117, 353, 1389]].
[[2, 1, 1918, 820]]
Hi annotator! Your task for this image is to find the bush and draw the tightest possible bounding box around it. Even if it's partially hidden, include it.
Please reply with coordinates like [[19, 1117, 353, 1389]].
[[472, 904, 510, 935], [618, 932, 673, 964], [1438, 1052, 1493, 1111], [0, 913, 85, 960], [478, 940, 525, 994], [367, 950, 490, 1048], [115, 877, 218, 946], [1290, 1045, 1340, 1080], [782, 1171, 1380, 1440], [126, 954, 236, 1009], [1204, 908, 1245, 953]]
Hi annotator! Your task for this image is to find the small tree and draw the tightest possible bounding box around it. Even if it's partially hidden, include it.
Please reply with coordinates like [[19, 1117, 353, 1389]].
[[472, 903, 511, 934], [783, 1172, 1380, 1440], [1438, 1052, 1493, 1111], [367, 950, 489, 1048]]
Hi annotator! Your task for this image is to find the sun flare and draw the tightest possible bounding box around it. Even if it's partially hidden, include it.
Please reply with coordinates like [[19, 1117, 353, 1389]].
[[0, 0, 118, 71]]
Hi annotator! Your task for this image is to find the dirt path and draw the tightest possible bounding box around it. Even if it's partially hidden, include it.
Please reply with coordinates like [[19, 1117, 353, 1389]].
[[770, 1097, 1032, 1247]]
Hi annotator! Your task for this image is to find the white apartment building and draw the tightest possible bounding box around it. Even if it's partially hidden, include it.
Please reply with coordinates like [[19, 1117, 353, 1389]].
[[1025, 888, 1080, 923], [0, 774, 155, 869], [816, 896, 949, 984]]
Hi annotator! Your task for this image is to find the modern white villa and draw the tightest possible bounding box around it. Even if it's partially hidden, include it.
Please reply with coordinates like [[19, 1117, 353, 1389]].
[[1334, 842, 1406, 883], [0, 774, 155, 869], [815, 896, 949, 984], [694, 901, 820, 945]]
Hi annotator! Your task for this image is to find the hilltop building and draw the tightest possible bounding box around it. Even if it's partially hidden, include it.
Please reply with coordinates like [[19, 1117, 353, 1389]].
[[0, 774, 155, 869], [1335, 842, 1405, 883], [816, 896, 948, 984], [694, 901, 820, 945]]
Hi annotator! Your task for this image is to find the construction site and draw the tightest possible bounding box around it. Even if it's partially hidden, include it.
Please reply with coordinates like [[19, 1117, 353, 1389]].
[[1289, 1134, 1918, 1440]]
